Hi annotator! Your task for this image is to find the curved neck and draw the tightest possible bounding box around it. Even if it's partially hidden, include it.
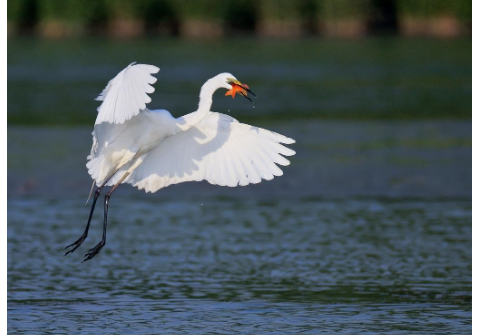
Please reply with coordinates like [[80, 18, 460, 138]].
[[198, 78, 217, 112], [175, 77, 220, 132]]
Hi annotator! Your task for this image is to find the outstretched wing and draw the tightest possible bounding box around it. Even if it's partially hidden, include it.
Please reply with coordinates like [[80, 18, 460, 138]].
[[95, 62, 159, 125], [126, 112, 295, 193]]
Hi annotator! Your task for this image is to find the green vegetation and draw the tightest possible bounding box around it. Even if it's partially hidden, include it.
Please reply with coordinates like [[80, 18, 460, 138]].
[[396, 0, 471, 21], [317, 0, 372, 20], [8, 0, 472, 37], [258, 0, 303, 21]]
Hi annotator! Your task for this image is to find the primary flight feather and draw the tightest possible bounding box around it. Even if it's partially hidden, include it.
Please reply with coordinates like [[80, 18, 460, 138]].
[[65, 63, 296, 262]]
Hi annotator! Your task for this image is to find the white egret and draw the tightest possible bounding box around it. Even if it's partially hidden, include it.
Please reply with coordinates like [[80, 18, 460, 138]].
[[65, 63, 295, 261]]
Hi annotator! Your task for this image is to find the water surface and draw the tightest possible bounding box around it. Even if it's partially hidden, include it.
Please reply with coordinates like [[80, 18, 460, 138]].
[[8, 121, 471, 334], [8, 196, 471, 334], [8, 38, 471, 125]]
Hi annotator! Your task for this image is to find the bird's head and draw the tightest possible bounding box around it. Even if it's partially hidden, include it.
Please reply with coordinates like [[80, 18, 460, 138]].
[[216, 73, 256, 102]]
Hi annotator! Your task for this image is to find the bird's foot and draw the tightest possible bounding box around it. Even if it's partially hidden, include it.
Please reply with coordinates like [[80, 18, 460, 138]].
[[64, 234, 88, 256], [82, 241, 105, 262]]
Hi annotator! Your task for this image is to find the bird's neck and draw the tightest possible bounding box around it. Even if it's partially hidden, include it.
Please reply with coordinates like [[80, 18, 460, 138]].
[[198, 78, 217, 112], [175, 78, 219, 132]]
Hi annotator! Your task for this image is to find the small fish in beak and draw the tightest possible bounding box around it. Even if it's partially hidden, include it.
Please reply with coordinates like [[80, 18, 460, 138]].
[[226, 81, 256, 102]]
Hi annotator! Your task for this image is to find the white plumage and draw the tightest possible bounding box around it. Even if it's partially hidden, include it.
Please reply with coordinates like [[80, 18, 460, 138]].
[[129, 112, 295, 193], [94, 62, 159, 125], [66, 63, 295, 261], [88, 63, 295, 193]]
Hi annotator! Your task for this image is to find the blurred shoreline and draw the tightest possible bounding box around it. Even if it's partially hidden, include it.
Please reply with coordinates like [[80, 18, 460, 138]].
[[8, 0, 471, 39]]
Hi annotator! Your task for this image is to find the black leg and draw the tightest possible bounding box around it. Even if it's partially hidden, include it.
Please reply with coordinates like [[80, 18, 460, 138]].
[[82, 172, 129, 262], [82, 193, 110, 262], [64, 187, 104, 256]]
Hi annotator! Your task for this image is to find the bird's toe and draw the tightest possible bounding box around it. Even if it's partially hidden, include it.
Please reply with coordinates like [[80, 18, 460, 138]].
[[64, 234, 87, 256], [82, 241, 105, 262]]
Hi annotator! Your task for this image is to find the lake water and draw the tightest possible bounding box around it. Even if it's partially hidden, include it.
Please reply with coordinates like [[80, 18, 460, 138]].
[[8, 120, 471, 334], [7, 37, 471, 333], [8, 38, 471, 124], [8, 196, 472, 334]]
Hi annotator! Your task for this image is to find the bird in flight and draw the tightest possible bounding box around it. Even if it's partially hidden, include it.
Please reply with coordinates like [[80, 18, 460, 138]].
[[65, 63, 295, 262]]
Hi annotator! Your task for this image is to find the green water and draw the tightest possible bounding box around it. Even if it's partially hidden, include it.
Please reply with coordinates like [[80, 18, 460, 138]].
[[8, 37, 471, 125]]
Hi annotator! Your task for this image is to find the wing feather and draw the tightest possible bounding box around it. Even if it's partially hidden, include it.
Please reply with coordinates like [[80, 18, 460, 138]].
[[95, 63, 159, 125], [128, 112, 295, 193], [228, 138, 250, 186]]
